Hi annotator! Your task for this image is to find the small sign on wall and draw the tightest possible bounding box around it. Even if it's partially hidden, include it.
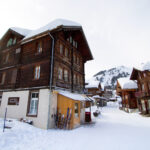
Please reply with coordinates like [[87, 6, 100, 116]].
[[8, 97, 19, 105]]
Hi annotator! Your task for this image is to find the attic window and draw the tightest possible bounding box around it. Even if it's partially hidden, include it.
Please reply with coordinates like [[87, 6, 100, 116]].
[[37, 42, 42, 53], [7, 38, 13, 47], [13, 38, 16, 45]]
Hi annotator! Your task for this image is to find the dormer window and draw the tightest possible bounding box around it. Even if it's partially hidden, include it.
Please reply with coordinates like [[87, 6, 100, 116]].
[[37, 42, 42, 53], [7, 38, 13, 47], [13, 38, 17, 45]]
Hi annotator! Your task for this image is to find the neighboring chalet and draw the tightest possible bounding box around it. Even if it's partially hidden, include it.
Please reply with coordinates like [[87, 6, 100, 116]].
[[0, 19, 93, 129], [116, 78, 138, 113], [130, 62, 150, 115], [85, 79, 103, 97], [103, 85, 113, 99]]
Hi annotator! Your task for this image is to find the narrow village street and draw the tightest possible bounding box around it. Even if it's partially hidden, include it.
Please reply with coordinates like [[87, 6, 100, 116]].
[[1, 102, 150, 150]]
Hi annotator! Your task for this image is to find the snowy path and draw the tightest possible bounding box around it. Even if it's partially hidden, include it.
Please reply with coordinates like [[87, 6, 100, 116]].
[[0, 102, 150, 150]]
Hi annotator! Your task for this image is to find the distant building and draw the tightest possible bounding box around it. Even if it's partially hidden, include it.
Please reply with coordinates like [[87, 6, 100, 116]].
[[116, 78, 138, 112], [130, 62, 150, 115]]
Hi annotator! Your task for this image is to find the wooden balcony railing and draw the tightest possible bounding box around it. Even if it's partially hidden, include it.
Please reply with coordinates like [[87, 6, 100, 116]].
[[135, 91, 150, 98]]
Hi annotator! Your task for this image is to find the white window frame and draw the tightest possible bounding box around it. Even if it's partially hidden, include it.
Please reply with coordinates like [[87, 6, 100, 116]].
[[64, 69, 68, 82], [58, 67, 63, 80], [28, 92, 39, 115]]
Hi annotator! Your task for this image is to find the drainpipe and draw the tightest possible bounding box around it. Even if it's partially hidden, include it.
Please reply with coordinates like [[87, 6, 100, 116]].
[[47, 32, 55, 129]]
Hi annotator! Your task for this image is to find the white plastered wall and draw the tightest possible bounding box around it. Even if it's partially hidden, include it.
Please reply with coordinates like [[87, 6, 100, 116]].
[[0, 89, 52, 129], [48, 92, 57, 129]]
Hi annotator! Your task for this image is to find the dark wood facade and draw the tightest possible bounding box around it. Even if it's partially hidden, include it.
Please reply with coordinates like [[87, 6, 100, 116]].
[[116, 81, 137, 112], [0, 25, 93, 93], [130, 68, 150, 115]]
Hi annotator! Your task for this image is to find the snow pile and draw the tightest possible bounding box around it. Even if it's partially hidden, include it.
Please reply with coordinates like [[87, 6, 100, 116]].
[[24, 19, 81, 40], [10, 27, 31, 36], [118, 78, 138, 89], [58, 90, 90, 101], [85, 77, 100, 88], [134, 61, 150, 71], [1, 103, 150, 150]]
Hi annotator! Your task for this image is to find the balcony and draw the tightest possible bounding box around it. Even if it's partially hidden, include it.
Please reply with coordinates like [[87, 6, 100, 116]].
[[135, 91, 150, 98]]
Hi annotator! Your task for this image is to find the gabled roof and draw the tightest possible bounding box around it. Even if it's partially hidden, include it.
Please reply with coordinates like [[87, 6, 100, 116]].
[[130, 61, 150, 80], [117, 78, 138, 90], [10, 27, 31, 37], [57, 90, 91, 101], [23, 19, 81, 40], [1, 19, 93, 61]]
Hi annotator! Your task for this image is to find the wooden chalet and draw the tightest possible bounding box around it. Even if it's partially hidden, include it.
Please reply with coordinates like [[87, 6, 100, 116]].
[[85, 79, 103, 96], [116, 78, 138, 113], [0, 19, 93, 129], [130, 62, 150, 115]]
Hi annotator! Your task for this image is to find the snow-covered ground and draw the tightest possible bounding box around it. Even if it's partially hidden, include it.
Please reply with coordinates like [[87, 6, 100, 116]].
[[0, 102, 150, 150]]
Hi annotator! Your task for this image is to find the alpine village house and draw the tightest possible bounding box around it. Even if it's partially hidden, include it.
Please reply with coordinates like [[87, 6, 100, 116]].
[[116, 78, 138, 113], [130, 62, 150, 115], [0, 19, 93, 129]]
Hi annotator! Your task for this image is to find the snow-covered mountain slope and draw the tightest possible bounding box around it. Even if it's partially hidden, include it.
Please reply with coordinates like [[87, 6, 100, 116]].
[[93, 66, 132, 89]]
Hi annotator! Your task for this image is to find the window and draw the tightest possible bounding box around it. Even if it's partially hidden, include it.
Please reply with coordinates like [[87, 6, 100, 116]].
[[13, 38, 17, 45], [77, 56, 79, 65], [64, 69, 69, 82], [1, 72, 6, 85], [4, 53, 9, 63], [37, 41, 42, 53], [58, 67, 63, 80], [142, 84, 145, 91], [73, 40, 76, 47], [65, 48, 68, 57], [7, 38, 13, 47], [74, 74, 76, 84], [11, 69, 17, 84], [144, 73, 146, 78], [77, 75, 80, 85], [60, 44, 63, 55], [74, 103, 79, 117], [34, 66, 40, 79], [0, 93, 2, 106], [73, 54, 76, 63], [8, 97, 19, 105], [28, 92, 39, 116], [69, 36, 72, 43]]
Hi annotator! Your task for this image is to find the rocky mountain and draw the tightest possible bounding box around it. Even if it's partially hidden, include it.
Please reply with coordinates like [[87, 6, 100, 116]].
[[93, 66, 132, 89]]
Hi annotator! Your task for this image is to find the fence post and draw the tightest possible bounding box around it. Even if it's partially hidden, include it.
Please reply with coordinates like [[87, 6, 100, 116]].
[[3, 108, 7, 132]]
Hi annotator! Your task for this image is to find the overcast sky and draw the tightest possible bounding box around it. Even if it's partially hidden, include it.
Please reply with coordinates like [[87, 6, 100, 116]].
[[0, 0, 150, 79]]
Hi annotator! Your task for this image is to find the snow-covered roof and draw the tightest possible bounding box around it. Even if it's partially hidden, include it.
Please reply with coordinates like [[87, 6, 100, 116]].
[[23, 19, 81, 40], [85, 77, 100, 88], [134, 61, 150, 71], [58, 90, 90, 101], [93, 95, 100, 99], [117, 78, 138, 90], [10, 27, 31, 36]]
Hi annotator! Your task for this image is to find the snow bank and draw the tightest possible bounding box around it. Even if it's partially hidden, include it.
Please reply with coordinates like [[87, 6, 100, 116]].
[[10, 27, 31, 36], [85, 77, 100, 88], [134, 61, 150, 71], [58, 90, 91, 101], [118, 77, 138, 89], [24, 19, 81, 40]]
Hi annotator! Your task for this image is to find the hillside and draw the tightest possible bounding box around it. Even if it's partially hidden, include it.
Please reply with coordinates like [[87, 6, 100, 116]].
[[92, 66, 132, 89]]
